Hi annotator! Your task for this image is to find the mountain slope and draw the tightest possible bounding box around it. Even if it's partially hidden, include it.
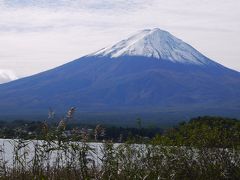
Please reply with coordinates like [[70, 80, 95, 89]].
[[0, 28, 239, 123]]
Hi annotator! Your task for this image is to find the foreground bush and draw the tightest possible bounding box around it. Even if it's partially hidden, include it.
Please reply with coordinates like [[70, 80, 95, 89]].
[[0, 112, 239, 179], [0, 140, 239, 179]]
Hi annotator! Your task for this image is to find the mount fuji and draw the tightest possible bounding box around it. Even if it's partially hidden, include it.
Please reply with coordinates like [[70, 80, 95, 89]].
[[92, 28, 216, 66], [0, 28, 240, 124]]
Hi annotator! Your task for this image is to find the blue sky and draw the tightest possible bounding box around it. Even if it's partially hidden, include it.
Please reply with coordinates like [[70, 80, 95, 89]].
[[0, 0, 240, 78]]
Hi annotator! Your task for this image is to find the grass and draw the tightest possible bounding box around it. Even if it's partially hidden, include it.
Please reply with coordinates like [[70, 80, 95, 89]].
[[0, 109, 239, 179]]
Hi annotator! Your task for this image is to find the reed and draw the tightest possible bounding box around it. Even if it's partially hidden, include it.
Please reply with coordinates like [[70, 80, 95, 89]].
[[0, 109, 239, 179]]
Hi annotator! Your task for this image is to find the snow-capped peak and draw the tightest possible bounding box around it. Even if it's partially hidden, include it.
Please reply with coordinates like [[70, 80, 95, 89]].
[[91, 28, 214, 65]]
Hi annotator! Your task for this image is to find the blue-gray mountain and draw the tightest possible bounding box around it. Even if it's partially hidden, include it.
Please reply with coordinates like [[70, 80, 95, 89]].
[[0, 28, 240, 124]]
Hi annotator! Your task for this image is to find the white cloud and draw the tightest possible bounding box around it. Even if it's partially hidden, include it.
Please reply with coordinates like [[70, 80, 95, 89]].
[[0, 69, 18, 84], [0, 0, 239, 77]]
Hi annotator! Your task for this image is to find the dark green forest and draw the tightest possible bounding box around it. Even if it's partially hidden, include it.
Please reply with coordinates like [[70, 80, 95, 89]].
[[1, 116, 240, 147], [0, 116, 240, 179]]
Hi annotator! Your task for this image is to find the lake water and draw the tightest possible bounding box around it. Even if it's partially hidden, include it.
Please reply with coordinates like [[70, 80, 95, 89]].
[[0, 138, 106, 168]]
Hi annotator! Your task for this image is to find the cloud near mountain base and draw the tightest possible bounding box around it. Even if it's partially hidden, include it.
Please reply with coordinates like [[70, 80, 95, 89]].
[[0, 69, 18, 84]]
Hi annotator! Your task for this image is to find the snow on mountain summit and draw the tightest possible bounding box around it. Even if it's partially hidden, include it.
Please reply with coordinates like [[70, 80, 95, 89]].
[[92, 28, 215, 65]]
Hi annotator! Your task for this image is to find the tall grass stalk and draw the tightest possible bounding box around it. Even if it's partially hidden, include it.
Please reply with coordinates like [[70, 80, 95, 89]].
[[0, 109, 239, 179]]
